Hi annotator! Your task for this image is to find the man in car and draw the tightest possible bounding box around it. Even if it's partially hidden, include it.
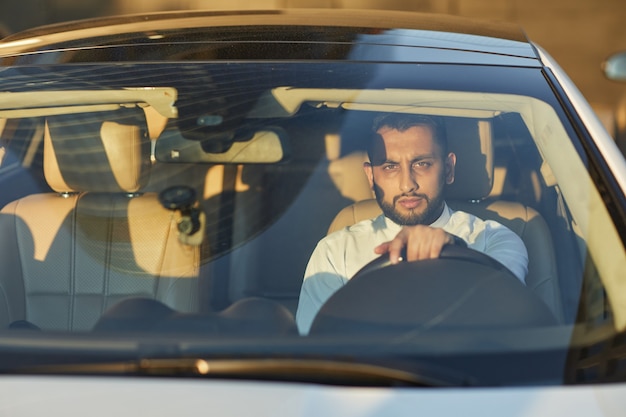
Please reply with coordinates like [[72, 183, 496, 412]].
[[295, 113, 529, 335]]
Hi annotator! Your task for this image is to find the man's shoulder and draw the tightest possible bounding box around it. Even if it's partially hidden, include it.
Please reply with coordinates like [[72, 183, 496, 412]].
[[445, 207, 523, 245]]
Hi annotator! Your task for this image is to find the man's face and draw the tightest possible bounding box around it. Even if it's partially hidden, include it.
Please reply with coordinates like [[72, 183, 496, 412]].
[[364, 124, 456, 226]]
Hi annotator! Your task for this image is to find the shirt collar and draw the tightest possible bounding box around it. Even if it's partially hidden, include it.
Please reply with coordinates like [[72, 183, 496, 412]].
[[382, 202, 451, 230], [431, 203, 452, 228]]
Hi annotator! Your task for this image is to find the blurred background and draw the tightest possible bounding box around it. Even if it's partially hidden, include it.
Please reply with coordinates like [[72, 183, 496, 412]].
[[1, 0, 625, 140]]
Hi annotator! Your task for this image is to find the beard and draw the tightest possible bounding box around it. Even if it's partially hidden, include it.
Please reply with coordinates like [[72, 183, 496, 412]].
[[373, 182, 446, 226]]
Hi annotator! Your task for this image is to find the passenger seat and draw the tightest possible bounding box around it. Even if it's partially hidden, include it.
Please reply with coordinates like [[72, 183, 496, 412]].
[[0, 109, 200, 331]]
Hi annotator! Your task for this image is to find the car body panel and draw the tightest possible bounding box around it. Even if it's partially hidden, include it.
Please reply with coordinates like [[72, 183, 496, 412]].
[[1, 377, 626, 417], [0, 9, 537, 66]]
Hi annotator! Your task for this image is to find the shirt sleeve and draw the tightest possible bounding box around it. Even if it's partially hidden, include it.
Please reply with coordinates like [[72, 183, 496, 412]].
[[481, 220, 529, 284], [295, 239, 348, 335]]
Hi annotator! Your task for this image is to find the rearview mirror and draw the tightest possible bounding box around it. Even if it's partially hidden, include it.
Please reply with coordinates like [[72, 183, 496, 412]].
[[155, 127, 290, 164], [603, 51, 626, 81]]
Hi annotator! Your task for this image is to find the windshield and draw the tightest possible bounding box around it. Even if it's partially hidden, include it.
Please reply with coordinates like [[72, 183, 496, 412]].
[[0, 60, 624, 387]]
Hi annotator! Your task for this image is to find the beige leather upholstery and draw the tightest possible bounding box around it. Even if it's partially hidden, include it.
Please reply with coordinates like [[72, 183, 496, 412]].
[[328, 151, 374, 202], [327, 118, 564, 322], [0, 109, 200, 331]]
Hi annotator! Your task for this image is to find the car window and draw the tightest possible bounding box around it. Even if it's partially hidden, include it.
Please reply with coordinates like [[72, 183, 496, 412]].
[[0, 59, 624, 387]]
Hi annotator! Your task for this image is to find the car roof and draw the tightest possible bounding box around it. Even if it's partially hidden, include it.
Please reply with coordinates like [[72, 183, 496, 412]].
[[0, 9, 538, 64]]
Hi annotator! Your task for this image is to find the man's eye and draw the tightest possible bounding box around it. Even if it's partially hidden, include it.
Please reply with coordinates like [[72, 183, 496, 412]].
[[383, 164, 398, 170], [413, 161, 432, 169]]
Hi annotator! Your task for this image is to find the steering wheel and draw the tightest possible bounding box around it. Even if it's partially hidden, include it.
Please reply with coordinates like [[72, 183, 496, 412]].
[[309, 244, 557, 335], [352, 243, 512, 281]]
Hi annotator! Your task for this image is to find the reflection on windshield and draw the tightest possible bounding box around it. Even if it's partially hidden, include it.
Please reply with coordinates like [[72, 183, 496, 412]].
[[0, 62, 622, 386]]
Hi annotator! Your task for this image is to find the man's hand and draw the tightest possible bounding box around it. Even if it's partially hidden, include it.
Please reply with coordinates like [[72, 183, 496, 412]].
[[374, 225, 457, 264]]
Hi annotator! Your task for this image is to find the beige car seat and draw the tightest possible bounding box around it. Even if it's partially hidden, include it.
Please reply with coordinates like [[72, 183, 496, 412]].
[[0, 109, 200, 331], [327, 118, 564, 322]]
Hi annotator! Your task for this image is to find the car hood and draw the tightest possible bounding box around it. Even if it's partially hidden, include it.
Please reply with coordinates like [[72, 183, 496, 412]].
[[1, 376, 625, 417]]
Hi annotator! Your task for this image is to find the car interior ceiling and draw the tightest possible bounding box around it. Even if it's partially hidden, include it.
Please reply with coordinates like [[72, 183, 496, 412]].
[[0, 99, 602, 333]]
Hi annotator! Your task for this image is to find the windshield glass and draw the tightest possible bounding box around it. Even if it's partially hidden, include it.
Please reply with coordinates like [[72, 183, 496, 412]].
[[0, 61, 623, 387]]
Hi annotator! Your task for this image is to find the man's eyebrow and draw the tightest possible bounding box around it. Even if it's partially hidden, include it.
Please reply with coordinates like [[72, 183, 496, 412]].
[[380, 154, 437, 164]]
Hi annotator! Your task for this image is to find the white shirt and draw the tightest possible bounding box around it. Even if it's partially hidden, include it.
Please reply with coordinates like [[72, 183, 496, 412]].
[[295, 203, 528, 335]]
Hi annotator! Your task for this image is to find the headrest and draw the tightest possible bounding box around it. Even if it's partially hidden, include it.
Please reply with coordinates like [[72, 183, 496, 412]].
[[44, 109, 151, 193], [327, 118, 494, 235], [445, 118, 493, 201], [328, 117, 494, 203]]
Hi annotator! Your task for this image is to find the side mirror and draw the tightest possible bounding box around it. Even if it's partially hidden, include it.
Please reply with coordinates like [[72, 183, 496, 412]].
[[603, 51, 626, 81]]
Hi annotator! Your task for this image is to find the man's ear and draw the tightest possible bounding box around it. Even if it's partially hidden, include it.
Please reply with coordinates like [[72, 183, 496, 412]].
[[445, 152, 456, 185], [363, 161, 374, 189]]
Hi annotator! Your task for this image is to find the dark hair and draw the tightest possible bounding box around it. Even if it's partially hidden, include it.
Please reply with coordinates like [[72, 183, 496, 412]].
[[368, 113, 447, 162]]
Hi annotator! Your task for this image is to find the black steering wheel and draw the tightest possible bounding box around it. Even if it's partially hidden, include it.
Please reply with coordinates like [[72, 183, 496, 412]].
[[352, 243, 511, 280], [309, 244, 557, 336]]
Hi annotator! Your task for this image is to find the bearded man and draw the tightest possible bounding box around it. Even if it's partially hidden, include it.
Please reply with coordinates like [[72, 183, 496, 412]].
[[295, 113, 528, 335]]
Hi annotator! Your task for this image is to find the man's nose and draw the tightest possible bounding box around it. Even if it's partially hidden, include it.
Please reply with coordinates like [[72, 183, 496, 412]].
[[399, 167, 418, 193]]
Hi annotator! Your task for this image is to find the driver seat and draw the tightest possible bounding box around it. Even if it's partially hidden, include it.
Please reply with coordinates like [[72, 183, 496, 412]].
[[327, 118, 564, 322]]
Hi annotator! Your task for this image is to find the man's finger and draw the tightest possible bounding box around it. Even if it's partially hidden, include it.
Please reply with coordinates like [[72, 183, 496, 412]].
[[387, 235, 407, 264], [374, 241, 390, 255]]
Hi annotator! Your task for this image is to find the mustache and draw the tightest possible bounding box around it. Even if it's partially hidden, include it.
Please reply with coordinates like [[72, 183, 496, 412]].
[[372, 182, 431, 207], [393, 192, 430, 205]]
